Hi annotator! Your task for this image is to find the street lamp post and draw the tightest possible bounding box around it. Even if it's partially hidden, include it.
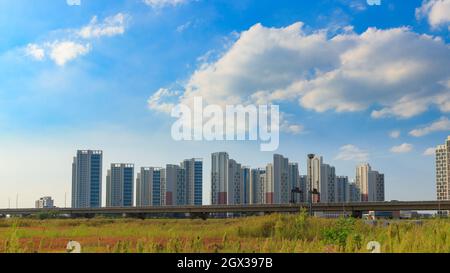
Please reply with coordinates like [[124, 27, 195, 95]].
[[307, 154, 315, 216]]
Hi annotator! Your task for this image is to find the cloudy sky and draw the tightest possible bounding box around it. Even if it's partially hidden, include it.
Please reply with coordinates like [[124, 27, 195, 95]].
[[0, 0, 449, 207]]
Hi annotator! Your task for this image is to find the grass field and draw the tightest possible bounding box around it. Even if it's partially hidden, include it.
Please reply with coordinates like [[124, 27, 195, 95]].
[[1, 212, 450, 253]]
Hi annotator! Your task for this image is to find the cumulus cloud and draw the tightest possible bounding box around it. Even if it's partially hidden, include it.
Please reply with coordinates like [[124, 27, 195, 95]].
[[416, 0, 450, 29], [152, 22, 450, 120], [423, 147, 436, 156], [409, 116, 450, 137], [24, 13, 127, 66], [390, 143, 414, 153], [48, 41, 91, 66], [335, 144, 369, 162], [143, 0, 189, 8], [79, 13, 127, 39], [389, 130, 401, 138], [25, 44, 45, 61]]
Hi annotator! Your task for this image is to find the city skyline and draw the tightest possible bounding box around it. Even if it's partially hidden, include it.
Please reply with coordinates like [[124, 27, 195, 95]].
[[0, 0, 449, 207], [1, 136, 444, 208], [71, 149, 384, 208], [69, 149, 386, 208]]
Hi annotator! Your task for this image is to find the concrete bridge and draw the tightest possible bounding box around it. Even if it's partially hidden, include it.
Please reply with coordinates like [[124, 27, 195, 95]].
[[0, 201, 448, 218]]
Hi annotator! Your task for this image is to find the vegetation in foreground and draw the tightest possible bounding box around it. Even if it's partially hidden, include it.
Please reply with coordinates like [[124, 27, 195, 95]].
[[1, 212, 449, 253]]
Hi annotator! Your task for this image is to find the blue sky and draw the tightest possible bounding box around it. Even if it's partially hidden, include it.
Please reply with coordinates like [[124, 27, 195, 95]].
[[0, 0, 449, 207]]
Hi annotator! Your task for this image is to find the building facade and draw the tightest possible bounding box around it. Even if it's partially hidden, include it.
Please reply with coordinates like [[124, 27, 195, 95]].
[[265, 163, 274, 204], [356, 163, 385, 202], [228, 159, 242, 205], [298, 175, 308, 203], [71, 150, 102, 208], [273, 154, 290, 204], [136, 167, 164, 207], [106, 164, 134, 207], [241, 167, 251, 204], [307, 155, 336, 203], [336, 176, 349, 203], [250, 168, 265, 204], [289, 163, 300, 203], [35, 196, 54, 209], [181, 159, 203, 206], [436, 136, 450, 201], [211, 152, 229, 205], [347, 181, 360, 203]]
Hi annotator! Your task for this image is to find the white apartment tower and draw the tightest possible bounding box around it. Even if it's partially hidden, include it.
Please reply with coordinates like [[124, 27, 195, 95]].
[[356, 163, 385, 202], [436, 136, 450, 201], [307, 155, 336, 203]]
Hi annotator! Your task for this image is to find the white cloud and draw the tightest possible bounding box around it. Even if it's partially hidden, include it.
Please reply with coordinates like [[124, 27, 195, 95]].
[[48, 41, 91, 66], [25, 44, 45, 61], [389, 130, 401, 138], [416, 0, 450, 29], [281, 123, 304, 135], [390, 143, 414, 153], [67, 0, 81, 6], [335, 144, 369, 162], [147, 88, 179, 114], [24, 13, 127, 66], [423, 147, 436, 156], [143, 0, 189, 8], [154, 22, 450, 120], [176, 21, 192, 33], [409, 116, 450, 137], [79, 13, 127, 39]]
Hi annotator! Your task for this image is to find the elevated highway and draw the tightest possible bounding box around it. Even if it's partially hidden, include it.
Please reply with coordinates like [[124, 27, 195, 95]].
[[0, 201, 448, 218]]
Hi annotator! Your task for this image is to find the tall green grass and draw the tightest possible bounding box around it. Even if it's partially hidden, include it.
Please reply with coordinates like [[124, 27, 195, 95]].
[[0, 213, 449, 253]]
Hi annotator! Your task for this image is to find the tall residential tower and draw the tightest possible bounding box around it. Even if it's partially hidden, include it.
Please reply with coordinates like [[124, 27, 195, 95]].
[[71, 150, 102, 208], [436, 136, 450, 201], [106, 164, 134, 207]]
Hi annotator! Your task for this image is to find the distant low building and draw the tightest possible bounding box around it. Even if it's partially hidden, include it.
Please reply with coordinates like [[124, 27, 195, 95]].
[[35, 196, 55, 209]]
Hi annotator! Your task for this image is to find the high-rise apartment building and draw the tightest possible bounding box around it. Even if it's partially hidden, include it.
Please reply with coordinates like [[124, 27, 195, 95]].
[[348, 181, 360, 203], [228, 159, 242, 205], [307, 155, 336, 203], [436, 136, 450, 201], [211, 152, 229, 205], [250, 168, 265, 204], [298, 175, 307, 203], [307, 155, 321, 203], [336, 176, 349, 203], [106, 164, 134, 207], [71, 150, 102, 208], [136, 167, 163, 207], [272, 154, 290, 204], [181, 159, 203, 206], [165, 164, 185, 206], [241, 167, 251, 204], [356, 163, 385, 202], [288, 163, 299, 189], [265, 163, 274, 203]]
